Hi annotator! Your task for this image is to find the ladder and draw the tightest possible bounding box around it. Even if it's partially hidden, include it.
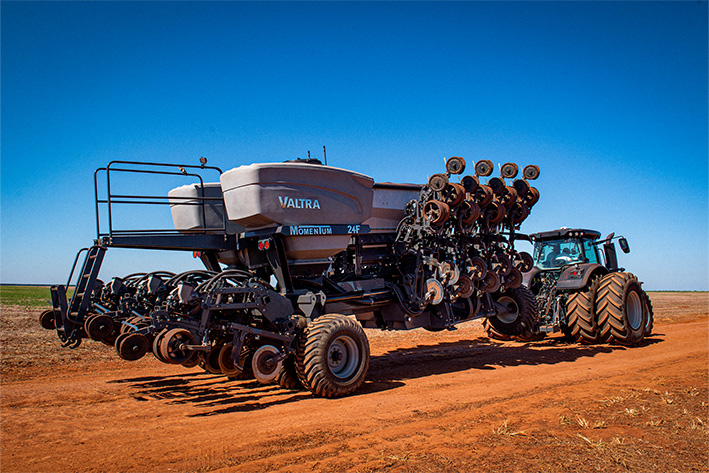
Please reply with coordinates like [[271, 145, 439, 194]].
[[51, 245, 106, 347]]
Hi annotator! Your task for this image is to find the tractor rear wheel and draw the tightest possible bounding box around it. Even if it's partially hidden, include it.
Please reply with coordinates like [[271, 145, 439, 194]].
[[596, 272, 647, 346], [486, 286, 538, 336], [566, 276, 601, 344], [296, 314, 369, 398]]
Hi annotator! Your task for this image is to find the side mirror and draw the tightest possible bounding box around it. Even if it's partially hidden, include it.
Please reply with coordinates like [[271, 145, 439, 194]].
[[618, 237, 630, 253]]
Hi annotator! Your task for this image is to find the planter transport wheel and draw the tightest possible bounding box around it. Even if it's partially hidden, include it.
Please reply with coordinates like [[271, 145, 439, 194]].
[[296, 314, 370, 398]]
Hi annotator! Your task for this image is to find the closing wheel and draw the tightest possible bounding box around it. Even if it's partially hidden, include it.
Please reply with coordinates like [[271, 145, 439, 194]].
[[510, 202, 530, 224], [85, 314, 114, 341], [455, 273, 474, 298], [475, 159, 493, 177], [295, 314, 370, 398], [114, 332, 131, 357], [492, 254, 512, 276], [566, 275, 602, 344], [425, 278, 445, 305], [474, 185, 494, 207], [481, 271, 500, 294], [488, 177, 505, 195], [461, 175, 479, 193], [503, 267, 523, 290], [501, 162, 518, 179], [597, 272, 647, 346], [159, 328, 195, 364], [512, 178, 529, 197], [523, 187, 540, 207], [423, 200, 450, 226], [487, 286, 538, 336], [39, 310, 56, 330], [486, 201, 507, 225], [513, 251, 534, 272], [428, 173, 448, 192], [252, 345, 283, 384], [118, 333, 149, 361], [217, 342, 253, 378], [446, 156, 466, 174], [523, 164, 540, 180], [467, 256, 487, 281], [459, 200, 481, 225], [152, 329, 169, 362], [441, 183, 466, 207], [439, 261, 460, 286], [199, 344, 223, 374], [499, 186, 518, 209]]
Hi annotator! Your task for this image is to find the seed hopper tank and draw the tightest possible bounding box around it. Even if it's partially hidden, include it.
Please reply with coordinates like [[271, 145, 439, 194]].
[[41, 156, 541, 397]]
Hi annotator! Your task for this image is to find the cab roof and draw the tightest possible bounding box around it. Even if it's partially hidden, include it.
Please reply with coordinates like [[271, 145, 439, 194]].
[[529, 228, 601, 242]]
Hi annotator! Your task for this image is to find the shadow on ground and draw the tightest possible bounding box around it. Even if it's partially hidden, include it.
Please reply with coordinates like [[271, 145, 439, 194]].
[[107, 334, 662, 416]]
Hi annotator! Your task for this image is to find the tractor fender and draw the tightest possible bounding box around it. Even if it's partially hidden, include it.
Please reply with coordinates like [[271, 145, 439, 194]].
[[556, 263, 608, 292]]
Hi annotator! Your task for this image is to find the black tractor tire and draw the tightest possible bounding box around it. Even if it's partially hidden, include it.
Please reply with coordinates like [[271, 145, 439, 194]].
[[276, 356, 303, 390], [596, 272, 647, 346], [295, 314, 370, 398], [482, 319, 514, 341], [566, 275, 602, 344], [487, 286, 538, 336], [642, 290, 654, 337]]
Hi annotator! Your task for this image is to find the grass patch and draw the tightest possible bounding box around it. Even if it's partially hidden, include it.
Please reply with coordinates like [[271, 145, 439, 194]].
[[0, 285, 74, 309], [0, 286, 54, 309]]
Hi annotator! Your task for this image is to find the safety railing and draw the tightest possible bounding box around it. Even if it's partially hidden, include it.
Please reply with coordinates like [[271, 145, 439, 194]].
[[93, 160, 226, 239]]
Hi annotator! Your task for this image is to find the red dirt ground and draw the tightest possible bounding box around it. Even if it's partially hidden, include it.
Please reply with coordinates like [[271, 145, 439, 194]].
[[1, 292, 707, 472]]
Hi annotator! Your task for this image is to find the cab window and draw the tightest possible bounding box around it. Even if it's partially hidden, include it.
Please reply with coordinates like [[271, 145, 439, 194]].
[[583, 240, 599, 264]]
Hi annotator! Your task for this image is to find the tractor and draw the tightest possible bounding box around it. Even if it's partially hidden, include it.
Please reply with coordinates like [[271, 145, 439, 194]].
[[485, 227, 653, 345]]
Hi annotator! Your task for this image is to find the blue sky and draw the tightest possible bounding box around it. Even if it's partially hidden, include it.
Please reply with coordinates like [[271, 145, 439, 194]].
[[1, 1, 707, 290]]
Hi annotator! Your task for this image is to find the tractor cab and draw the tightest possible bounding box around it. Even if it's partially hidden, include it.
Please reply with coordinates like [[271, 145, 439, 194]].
[[529, 228, 629, 273], [531, 228, 602, 270]]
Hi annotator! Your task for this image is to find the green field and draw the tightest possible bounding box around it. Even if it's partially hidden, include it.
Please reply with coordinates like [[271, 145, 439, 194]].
[[0, 286, 74, 309]]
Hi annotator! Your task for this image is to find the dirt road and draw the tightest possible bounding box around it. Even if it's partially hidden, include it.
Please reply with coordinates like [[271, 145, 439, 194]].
[[1, 293, 707, 472]]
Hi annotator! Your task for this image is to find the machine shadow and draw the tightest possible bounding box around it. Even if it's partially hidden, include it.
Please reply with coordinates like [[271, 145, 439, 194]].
[[367, 335, 659, 383], [109, 368, 404, 417], [108, 335, 660, 416]]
